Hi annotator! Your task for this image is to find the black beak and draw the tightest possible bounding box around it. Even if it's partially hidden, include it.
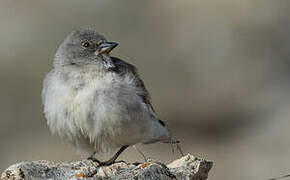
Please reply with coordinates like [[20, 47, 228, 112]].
[[98, 41, 118, 54]]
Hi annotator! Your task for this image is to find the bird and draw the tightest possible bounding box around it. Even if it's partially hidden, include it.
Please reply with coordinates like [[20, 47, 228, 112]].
[[42, 28, 177, 166]]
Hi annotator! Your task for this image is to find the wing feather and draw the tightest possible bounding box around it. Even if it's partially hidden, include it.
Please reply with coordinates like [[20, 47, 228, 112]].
[[109, 57, 156, 113]]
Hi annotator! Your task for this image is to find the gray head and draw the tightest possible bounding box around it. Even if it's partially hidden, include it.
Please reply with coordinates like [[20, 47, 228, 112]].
[[54, 28, 118, 68]]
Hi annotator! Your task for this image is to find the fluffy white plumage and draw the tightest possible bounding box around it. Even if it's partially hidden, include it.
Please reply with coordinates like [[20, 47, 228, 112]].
[[42, 64, 169, 156], [42, 28, 171, 158]]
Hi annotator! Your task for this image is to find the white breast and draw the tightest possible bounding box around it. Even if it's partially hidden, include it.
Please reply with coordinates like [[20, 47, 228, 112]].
[[42, 67, 153, 154]]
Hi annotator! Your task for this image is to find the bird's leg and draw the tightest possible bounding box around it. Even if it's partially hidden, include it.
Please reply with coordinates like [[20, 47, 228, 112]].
[[88, 146, 129, 166], [176, 144, 184, 157], [169, 138, 184, 157], [87, 152, 102, 163], [133, 145, 148, 162], [98, 145, 128, 166], [86, 146, 129, 177], [87, 152, 96, 160]]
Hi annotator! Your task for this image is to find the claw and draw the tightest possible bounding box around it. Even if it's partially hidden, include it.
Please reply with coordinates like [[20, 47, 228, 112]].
[[87, 157, 101, 164], [87, 145, 129, 167]]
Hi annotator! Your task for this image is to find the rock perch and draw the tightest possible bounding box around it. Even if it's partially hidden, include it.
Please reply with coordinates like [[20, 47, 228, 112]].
[[1, 154, 213, 180]]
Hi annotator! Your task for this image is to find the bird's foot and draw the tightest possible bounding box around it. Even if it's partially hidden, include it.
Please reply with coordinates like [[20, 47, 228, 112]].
[[87, 157, 101, 163], [97, 159, 115, 166]]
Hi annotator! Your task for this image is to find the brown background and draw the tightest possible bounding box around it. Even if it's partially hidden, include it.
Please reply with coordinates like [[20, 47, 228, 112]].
[[1, 1, 290, 179]]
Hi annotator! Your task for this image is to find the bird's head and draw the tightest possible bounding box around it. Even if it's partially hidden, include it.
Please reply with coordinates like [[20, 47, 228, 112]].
[[54, 28, 118, 68]]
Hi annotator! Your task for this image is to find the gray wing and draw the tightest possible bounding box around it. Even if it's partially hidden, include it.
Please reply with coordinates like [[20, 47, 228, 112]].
[[109, 57, 156, 112]]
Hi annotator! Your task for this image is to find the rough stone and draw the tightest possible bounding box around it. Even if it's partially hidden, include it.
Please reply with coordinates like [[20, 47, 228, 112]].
[[1, 154, 213, 180]]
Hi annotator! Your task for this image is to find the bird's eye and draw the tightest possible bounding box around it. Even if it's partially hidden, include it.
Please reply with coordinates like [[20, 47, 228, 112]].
[[81, 41, 90, 48]]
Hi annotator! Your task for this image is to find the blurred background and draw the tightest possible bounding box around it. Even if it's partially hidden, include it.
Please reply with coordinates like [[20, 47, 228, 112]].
[[1, 0, 290, 179]]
